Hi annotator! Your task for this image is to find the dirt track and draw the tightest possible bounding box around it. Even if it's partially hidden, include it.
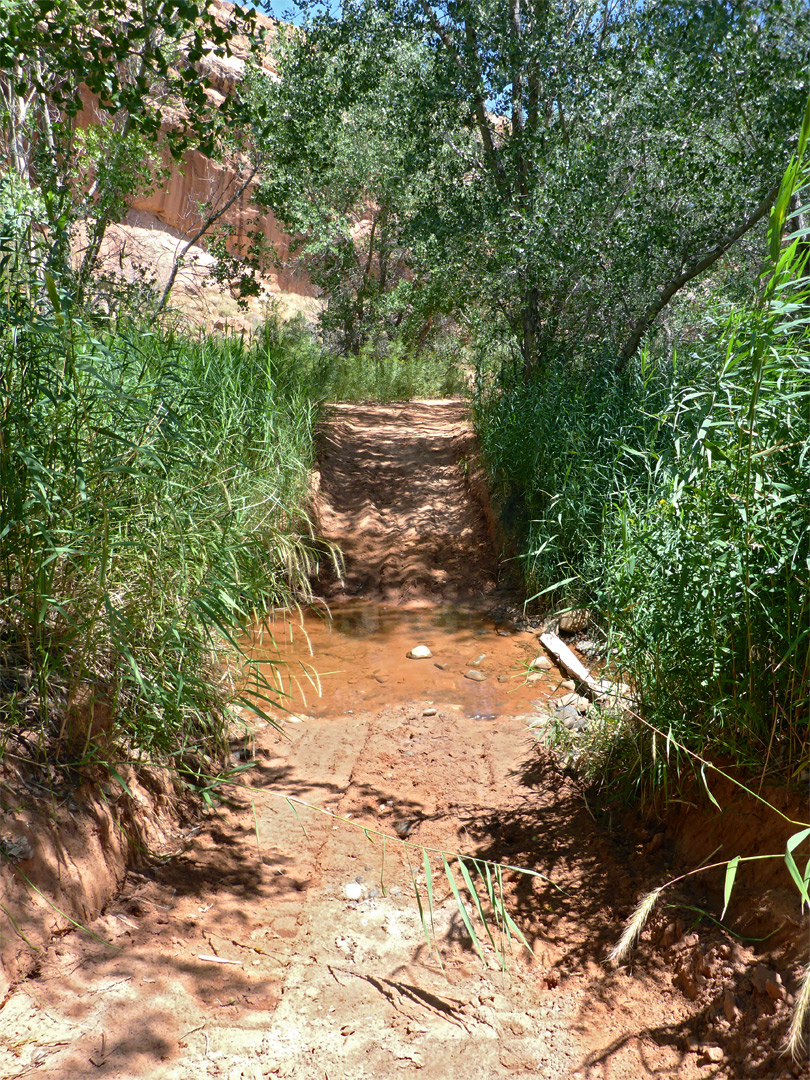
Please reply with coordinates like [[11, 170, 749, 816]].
[[1, 400, 803, 1080]]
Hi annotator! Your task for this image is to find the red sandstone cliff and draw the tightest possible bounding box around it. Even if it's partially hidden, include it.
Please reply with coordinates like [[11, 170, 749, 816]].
[[92, 2, 317, 329]]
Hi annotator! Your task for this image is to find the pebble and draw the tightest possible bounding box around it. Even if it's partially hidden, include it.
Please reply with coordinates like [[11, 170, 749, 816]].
[[556, 703, 585, 729], [525, 673, 543, 684], [531, 655, 553, 670], [498, 674, 511, 683], [576, 695, 590, 714], [465, 670, 487, 682], [344, 882, 363, 901], [408, 645, 432, 659], [560, 679, 576, 691], [703, 1046, 724, 1063], [434, 662, 450, 671], [556, 692, 579, 707], [422, 707, 437, 716], [472, 653, 487, 665]]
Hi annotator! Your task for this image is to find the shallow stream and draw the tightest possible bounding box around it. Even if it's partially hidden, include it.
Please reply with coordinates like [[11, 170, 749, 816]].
[[247, 602, 558, 722]]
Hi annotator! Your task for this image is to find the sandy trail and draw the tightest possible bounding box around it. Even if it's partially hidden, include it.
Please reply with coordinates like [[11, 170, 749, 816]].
[[1, 400, 800, 1080]]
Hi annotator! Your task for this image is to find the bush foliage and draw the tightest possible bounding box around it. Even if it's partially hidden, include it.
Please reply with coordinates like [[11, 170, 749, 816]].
[[474, 127, 810, 791]]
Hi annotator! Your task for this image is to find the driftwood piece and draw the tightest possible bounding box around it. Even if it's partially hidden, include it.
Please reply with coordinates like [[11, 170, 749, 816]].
[[539, 633, 592, 686], [539, 632, 634, 709]]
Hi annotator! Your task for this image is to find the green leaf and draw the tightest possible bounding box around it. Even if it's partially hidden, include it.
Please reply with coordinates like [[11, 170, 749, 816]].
[[721, 856, 741, 919], [785, 828, 810, 909], [701, 765, 722, 811], [442, 855, 487, 965]]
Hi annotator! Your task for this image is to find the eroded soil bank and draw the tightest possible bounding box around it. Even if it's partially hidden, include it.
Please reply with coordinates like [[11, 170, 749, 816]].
[[1, 400, 806, 1080]]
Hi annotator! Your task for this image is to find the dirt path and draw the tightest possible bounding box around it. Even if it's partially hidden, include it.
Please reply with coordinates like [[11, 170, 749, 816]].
[[1, 401, 802, 1080], [312, 400, 498, 602]]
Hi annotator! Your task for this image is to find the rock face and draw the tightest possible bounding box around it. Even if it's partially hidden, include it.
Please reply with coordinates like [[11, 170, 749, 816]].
[[82, 1, 316, 327]]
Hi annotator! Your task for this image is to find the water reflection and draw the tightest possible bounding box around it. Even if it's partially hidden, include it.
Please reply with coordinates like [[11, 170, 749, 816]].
[[242, 602, 554, 721]]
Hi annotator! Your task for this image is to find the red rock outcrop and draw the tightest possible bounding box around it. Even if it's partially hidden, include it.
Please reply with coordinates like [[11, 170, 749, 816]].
[[88, 1, 316, 328]]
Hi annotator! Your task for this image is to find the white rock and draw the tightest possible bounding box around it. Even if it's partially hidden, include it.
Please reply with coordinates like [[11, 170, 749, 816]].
[[531, 655, 553, 670], [408, 645, 432, 659], [465, 670, 487, 682], [344, 882, 364, 901], [558, 608, 592, 634]]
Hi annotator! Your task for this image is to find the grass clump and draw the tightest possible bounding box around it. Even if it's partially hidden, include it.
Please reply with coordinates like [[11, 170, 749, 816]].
[[0, 295, 323, 778], [268, 319, 469, 404]]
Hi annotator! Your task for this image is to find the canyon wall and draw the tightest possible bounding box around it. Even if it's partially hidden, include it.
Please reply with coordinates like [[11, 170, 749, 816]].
[[92, 1, 317, 329]]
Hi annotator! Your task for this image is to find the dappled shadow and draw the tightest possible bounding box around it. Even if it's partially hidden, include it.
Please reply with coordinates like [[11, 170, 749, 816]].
[[313, 401, 497, 603], [450, 747, 644, 970]]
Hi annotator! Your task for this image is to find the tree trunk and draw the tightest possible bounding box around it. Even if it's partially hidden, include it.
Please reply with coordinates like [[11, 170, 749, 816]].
[[521, 285, 540, 377]]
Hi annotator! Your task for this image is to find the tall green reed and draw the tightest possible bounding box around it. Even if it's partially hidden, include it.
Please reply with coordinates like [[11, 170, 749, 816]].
[[0, 289, 322, 775]]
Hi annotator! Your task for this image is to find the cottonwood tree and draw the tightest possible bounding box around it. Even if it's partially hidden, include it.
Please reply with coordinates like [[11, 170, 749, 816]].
[[265, 0, 809, 370], [246, 9, 472, 353]]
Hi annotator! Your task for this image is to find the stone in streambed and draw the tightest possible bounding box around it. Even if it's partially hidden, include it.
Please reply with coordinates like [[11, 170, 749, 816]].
[[558, 704, 586, 731], [408, 645, 432, 659], [465, 670, 488, 682], [531, 655, 553, 670]]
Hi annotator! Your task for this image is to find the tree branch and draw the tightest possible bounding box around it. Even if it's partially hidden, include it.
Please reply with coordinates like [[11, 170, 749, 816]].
[[617, 182, 780, 369], [156, 162, 259, 313], [418, 0, 506, 191]]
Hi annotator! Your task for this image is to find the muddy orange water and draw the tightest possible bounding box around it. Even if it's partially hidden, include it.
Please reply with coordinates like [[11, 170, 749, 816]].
[[247, 603, 555, 722]]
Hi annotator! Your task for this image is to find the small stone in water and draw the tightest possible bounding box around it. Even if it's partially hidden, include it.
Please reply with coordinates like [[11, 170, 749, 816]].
[[465, 670, 487, 682], [408, 645, 432, 659]]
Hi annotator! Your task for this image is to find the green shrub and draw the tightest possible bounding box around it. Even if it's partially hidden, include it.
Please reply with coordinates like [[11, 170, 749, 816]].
[[473, 107, 810, 791]]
